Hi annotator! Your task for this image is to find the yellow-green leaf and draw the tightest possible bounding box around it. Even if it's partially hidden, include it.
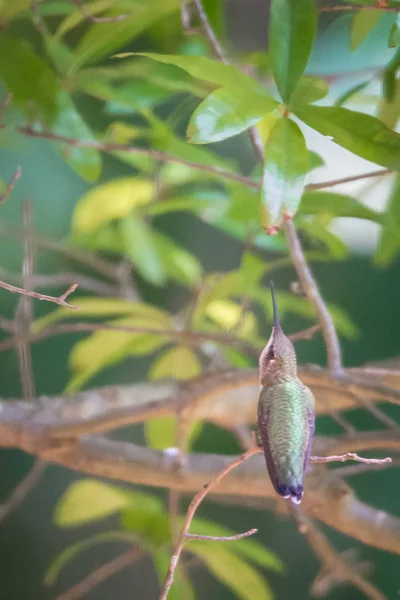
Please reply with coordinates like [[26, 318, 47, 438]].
[[121, 215, 167, 286], [350, 10, 382, 51], [205, 299, 256, 338], [72, 178, 155, 235], [54, 480, 132, 526], [149, 346, 201, 380]]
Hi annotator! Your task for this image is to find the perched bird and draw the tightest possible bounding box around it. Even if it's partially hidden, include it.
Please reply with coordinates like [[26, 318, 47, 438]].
[[257, 282, 315, 504]]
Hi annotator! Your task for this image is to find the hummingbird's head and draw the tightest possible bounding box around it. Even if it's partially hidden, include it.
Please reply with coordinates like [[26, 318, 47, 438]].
[[259, 282, 297, 386]]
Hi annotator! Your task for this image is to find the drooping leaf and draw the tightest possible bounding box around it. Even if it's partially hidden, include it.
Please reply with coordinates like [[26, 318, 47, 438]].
[[187, 87, 277, 144], [152, 230, 202, 286], [269, 0, 317, 102], [375, 174, 400, 266], [205, 299, 257, 338], [378, 79, 400, 129], [72, 178, 155, 235], [54, 480, 134, 526], [120, 215, 167, 286], [189, 544, 273, 600], [262, 118, 309, 232], [45, 531, 138, 586], [149, 346, 201, 380], [154, 550, 196, 600], [32, 298, 170, 331], [350, 10, 382, 51], [295, 105, 400, 170], [0, 36, 58, 121], [382, 47, 400, 102], [389, 16, 400, 48], [299, 191, 383, 224], [289, 76, 329, 107]]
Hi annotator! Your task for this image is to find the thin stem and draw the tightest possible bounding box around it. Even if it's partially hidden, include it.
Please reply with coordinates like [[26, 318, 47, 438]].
[[284, 219, 343, 373], [186, 530, 258, 542], [56, 549, 140, 600], [311, 453, 392, 466], [319, 3, 400, 13], [0, 167, 21, 207], [0, 461, 45, 523], [192, 0, 226, 61], [159, 447, 260, 600], [307, 169, 393, 190], [0, 280, 79, 308], [69, 0, 129, 22]]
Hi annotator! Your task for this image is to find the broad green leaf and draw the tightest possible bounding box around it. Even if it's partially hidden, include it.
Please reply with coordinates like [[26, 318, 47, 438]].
[[262, 118, 309, 232], [0, 36, 58, 120], [189, 544, 273, 600], [73, 178, 155, 235], [295, 105, 400, 170], [32, 298, 170, 331], [121, 508, 170, 546], [350, 10, 382, 51], [389, 16, 400, 48], [120, 215, 166, 286], [376, 174, 400, 265], [205, 299, 257, 338], [187, 87, 277, 144], [145, 417, 176, 450], [269, 0, 317, 102], [149, 346, 201, 380], [378, 79, 400, 129], [54, 480, 133, 526], [152, 231, 202, 286], [132, 52, 270, 96], [299, 191, 383, 224], [71, 0, 180, 69], [48, 91, 101, 182], [255, 111, 281, 145], [289, 77, 329, 108], [45, 531, 138, 586], [190, 517, 284, 572], [382, 48, 400, 102], [154, 550, 196, 600]]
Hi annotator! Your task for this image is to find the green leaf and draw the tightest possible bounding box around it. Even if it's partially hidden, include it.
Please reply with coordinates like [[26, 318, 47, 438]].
[[149, 346, 201, 380], [152, 230, 202, 286], [0, 0, 31, 20], [154, 550, 196, 600], [45, 531, 137, 586], [269, 0, 317, 102], [378, 79, 400, 129], [32, 298, 170, 331], [389, 16, 400, 48], [189, 544, 273, 600], [121, 508, 170, 546], [262, 118, 309, 232], [54, 480, 134, 527], [376, 174, 400, 265], [296, 219, 348, 259], [187, 87, 277, 144], [350, 10, 382, 51], [48, 91, 102, 182], [0, 36, 58, 121], [190, 517, 284, 572], [72, 178, 155, 235], [299, 191, 383, 224], [120, 215, 167, 286], [145, 417, 176, 450], [382, 48, 400, 102], [71, 0, 180, 69], [289, 76, 329, 107], [132, 52, 269, 95], [295, 105, 400, 170]]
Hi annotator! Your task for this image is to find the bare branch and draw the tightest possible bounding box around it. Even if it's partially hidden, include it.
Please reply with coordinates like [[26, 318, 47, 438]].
[[185, 529, 258, 542], [0, 167, 21, 207], [0, 461, 45, 523], [0, 280, 79, 308], [159, 447, 260, 600], [319, 3, 400, 13], [311, 453, 392, 466], [56, 549, 141, 600], [69, 0, 129, 22], [307, 169, 393, 190]]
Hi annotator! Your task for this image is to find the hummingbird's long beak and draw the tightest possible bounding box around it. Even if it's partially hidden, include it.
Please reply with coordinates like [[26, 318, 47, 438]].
[[270, 281, 281, 332]]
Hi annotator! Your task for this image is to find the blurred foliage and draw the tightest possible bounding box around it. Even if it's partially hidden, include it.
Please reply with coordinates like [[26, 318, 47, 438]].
[[0, 0, 400, 599]]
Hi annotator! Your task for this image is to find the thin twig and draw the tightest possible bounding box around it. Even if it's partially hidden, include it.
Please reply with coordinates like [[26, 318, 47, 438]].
[[186, 530, 258, 542], [307, 169, 393, 190], [56, 549, 141, 600], [192, 0, 226, 61], [0, 167, 21, 207], [159, 447, 260, 600], [284, 220, 343, 373], [311, 453, 392, 466], [69, 0, 129, 22], [335, 458, 400, 478], [319, 3, 400, 13], [0, 281, 79, 308], [0, 461, 45, 523]]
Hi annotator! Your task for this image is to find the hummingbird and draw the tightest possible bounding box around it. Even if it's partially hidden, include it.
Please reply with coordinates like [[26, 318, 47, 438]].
[[257, 282, 315, 504]]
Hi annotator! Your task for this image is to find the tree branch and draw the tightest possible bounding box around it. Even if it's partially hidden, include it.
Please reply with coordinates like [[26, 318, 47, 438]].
[[319, 3, 400, 13], [0, 280, 79, 308]]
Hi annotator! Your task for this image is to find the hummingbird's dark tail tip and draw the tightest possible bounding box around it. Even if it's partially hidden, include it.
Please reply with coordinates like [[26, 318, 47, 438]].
[[277, 483, 303, 504]]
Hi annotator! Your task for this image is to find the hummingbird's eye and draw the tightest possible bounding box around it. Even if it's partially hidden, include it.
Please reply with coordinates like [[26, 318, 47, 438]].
[[267, 347, 275, 361]]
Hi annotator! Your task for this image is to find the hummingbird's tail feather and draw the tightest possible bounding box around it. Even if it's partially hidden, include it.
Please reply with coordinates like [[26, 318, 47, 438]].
[[277, 482, 304, 504]]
